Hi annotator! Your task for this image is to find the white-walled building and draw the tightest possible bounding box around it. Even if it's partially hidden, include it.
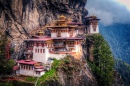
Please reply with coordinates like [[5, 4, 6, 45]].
[[13, 15, 87, 77], [86, 16, 100, 34]]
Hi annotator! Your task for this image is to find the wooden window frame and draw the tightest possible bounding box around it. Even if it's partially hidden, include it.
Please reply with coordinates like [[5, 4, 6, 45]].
[[35, 49, 37, 53], [43, 49, 45, 53], [36, 71, 40, 75], [40, 49, 42, 53]]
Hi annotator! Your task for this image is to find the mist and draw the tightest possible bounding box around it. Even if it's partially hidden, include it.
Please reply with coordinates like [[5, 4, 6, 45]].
[[85, 0, 130, 26]]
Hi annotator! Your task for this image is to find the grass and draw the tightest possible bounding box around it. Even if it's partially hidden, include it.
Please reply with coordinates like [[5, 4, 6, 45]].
[[26, 76, 37, 83]]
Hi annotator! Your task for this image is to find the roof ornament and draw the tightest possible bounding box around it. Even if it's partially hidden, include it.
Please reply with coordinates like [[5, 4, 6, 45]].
[[59, 14, 66, 20]]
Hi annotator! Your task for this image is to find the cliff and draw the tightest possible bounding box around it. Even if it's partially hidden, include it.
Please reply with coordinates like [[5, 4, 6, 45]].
[[0, 56, 97, 86], [0, 0, 87, 42], [38, 56, 97, 86], [83, 34, 124, 86]]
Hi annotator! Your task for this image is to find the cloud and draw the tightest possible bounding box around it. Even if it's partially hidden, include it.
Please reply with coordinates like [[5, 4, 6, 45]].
[[85, 0, 130, 26], [118, 0, 130, 11]]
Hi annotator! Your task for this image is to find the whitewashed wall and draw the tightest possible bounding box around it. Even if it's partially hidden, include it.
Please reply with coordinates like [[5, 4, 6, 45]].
[[51, 33, 57, 37], [89, 25, 99, 34], [33, 46, 48, 64], [50, 53, 67, 60]]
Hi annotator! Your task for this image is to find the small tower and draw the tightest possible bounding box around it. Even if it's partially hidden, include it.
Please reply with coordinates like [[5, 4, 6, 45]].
[[86, 15, 100, 34]]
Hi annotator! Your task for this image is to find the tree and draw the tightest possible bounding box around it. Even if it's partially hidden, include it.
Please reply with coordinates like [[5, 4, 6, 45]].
[[86, 34, 115, 86], [0, 32, 15, 74]]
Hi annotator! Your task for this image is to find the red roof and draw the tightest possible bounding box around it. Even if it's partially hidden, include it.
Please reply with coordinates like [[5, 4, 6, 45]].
[[32, 35, 51, 39], [25, 38, 52, 41], [35, 69, 44, 72], [52, 37, 83, 40], [13, 66, 19, 70], [35, 66, 44, 69], [17, 60, 37, 65]]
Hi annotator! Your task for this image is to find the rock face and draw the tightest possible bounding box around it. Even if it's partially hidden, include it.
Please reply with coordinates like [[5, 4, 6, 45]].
[[113, 71, 124, 86], [42, 56, 97, 86], [0, 0, 87, 41], [57, 57, 97, 86]]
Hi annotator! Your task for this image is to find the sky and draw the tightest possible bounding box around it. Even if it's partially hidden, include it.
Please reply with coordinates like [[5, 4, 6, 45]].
[[85, 0, 130, 26]]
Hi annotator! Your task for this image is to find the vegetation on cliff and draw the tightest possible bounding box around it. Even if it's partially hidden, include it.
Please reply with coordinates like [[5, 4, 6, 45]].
[[85, 34, 115, 86], [38, 56, 96, 86], [0, 33, 15, 74], [2, 55, 96, 86], [115, 58, 130, 86]]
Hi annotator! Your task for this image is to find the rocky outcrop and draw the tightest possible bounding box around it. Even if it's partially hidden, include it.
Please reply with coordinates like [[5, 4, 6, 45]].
[[113, 71, 124, 86], [0, 0, 87, 42], [40, 56, 97, 86], [57, 57, 97, 86]]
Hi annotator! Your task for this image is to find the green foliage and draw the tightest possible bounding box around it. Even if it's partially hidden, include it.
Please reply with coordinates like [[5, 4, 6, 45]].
[[115, 59, 130, 86], [26, 76, 37, 82], [37, 59, 61, 85], [0, 80, 34, 86], [0, 59, 15, 74], [16, 59, 61, 86], [86, 34, 115, 86], [0, 82, 13, 86], [0, 33, 15, 74]]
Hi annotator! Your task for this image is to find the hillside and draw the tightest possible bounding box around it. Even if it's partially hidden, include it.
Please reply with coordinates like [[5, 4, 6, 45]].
[[115, 58, 130, 86], [0, 56, 97, 86], [83, 34, 124, 86], [100, 24, 130, 64]]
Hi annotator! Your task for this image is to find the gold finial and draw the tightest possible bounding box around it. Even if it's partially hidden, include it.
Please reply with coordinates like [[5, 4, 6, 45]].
[[59, 14, 66, 20], [92, 14, 96, 18], [37, 30, 44, 36]]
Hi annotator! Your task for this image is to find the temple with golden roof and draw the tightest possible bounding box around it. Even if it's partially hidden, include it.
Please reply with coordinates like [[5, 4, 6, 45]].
[[13, 15, 99, 77]]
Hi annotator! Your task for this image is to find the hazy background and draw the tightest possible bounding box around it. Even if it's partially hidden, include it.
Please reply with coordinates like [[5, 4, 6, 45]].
[[85, 0, 130, 26], [85, 0, 130, 64]]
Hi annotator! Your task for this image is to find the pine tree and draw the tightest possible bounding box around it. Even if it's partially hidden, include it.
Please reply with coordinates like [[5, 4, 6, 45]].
[[86, 34, 115, 86]]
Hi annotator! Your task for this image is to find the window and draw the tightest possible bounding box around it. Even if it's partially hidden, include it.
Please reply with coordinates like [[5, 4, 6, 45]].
[[21, 65, 23, 69], [26, 66, 28, 70], [24, 65, 26, 69], [38, 49, 39, 53], [69, 48, 74, 51], [40, 49, 42, 53], [68, 42, 74, 47], [36, 71, 40, 75], [69, 31, 73, 37], [29, 66, 30, 70], [57, 31, 61, 37], [35, 49, 37, 53], [93, 28, 96, 31], [43, 49, 45, 53]]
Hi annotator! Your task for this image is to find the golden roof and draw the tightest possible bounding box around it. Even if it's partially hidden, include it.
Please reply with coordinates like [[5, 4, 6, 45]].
[[91, 14, 96, 18], [59, 14, 66, 20], [38, 30, 43, 33]]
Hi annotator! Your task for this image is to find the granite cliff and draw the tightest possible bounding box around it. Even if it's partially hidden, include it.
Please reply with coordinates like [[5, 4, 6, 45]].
[[0, 0, 124, 86], [0, 0, 87, 41], [0, 0, 87, 59]]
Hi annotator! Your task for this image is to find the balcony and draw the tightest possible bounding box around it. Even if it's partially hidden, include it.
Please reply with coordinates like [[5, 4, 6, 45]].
[[24, 52, 33, 55], [68, 45, 74, 47], [49, 49, 76, 54], [54, 45, 66, 48]]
